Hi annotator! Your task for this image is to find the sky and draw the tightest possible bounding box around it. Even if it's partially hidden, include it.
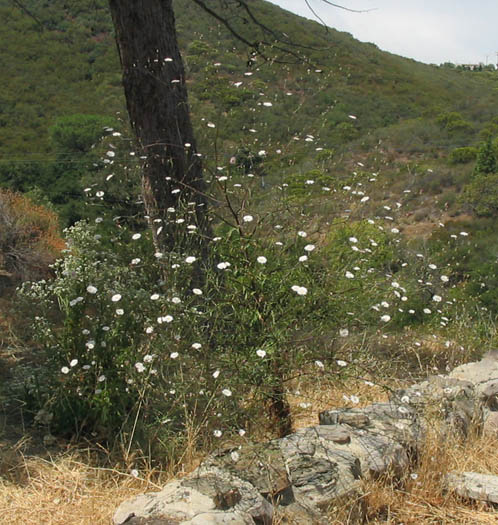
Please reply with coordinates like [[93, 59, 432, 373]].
[[268, 0, 498, 66]]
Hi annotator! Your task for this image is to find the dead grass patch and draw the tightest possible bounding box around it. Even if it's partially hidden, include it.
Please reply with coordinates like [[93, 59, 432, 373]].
[[0, 449, 168, 525], [363, 423, 498, 524]]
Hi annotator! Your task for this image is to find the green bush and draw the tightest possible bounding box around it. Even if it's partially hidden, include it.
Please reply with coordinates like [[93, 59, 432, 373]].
[[18, 209, 343, 446], [461, 173, 498, 216], [449, 146, 478, 164]]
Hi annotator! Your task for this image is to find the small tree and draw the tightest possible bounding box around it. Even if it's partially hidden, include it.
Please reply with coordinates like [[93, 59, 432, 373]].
[[474, 137, 496, 175]]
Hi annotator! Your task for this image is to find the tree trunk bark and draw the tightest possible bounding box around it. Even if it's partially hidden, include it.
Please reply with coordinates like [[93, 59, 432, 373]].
[[108, 0, 210, 253]]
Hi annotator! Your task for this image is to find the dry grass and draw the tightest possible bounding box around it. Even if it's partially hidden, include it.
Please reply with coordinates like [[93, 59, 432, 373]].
[[0, 446, 168, 525], [363, 425, 498, 524]]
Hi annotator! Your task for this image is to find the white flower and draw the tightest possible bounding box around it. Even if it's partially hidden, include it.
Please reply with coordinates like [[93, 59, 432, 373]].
[[217, 262, 231, 270], [192, 288, 203, 295], [116, 309, 124, 315], [380, 315, 391, 322], [349, 237, 358, 243], [243, 215, 254, 222], [460, 231, 468, 236], [315, 360, 324, 369], [213, 429, 222, 437], [441, 275, 449, 282], [222, 388, 232, 397], [150, 293, 160, 300], [339, 328, 349, 337], [304, 244, 315, 252], [432, 295, 442, 302], [213, 370, 220, 378], [299, 255, 308, 262], [298, 231, 307, 237], [170, 352, 179, 359], [350, 395, 360, 404], [337, 360, 348, 367], [257, 256, 267, 264], [424, 308, 431, 314], [185, 256, 196, 264], [131, 258, 141, 265], [135, 362, 145, 373], [345, 271, 355, 279], [158, 315, 173, 323], [207, 122, 216, 128], [291, 285, 308, 296], [145, 326, 154, 334], [256, 349, 266, 358], [86, 285, 98, 294], [238, 429, 246, 436], [132, 233, 141, 240], [70, 359, 78, 367], [97, 375, 106, 382], [231, 451, 240, 462], [111, 294, 122, 302], [192, 343, 202, 350], [61, 366, 70, 374], [171, 297, 181, 304], [96, 191, 104, 197], [144, 355, 154, 363], [130, 469, 139, 478]]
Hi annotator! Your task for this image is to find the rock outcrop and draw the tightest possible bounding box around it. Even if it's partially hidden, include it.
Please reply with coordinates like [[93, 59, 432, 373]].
[[113, 352, 498, 524]]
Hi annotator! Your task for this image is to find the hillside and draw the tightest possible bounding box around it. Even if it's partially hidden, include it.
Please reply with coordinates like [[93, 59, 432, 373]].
[[1, 0, 498, 224]]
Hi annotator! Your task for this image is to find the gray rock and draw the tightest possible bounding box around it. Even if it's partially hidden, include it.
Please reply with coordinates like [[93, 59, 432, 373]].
[[185, 466, 273, 524], [446, 471, 498, 504], [449, 350, 498, 387], [483, 411, 498, 435], [113, 481, 215, 525]]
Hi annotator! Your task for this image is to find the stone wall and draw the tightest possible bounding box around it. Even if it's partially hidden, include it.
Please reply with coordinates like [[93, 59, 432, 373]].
[[113, 351, 498, 524]]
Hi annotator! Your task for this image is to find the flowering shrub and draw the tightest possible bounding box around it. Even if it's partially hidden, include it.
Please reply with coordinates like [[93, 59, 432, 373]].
[[18, 206, 342, 445]]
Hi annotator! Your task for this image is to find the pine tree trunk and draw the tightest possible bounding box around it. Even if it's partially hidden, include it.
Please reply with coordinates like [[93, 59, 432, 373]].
[[108, 0, 210, 253]]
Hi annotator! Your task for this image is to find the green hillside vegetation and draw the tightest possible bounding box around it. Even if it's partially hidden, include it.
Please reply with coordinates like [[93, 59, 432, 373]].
[[2, 0, 498, 224]]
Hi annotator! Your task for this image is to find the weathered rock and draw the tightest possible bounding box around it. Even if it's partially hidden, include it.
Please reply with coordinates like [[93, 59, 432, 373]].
[[184, 466, 273, 524], [200, 442, 290, 502], [112, 477, 267, 525], [280, 427, 362, 511], [446, 471, 498, 505], [483, 411, 498, 435], [449, 350, 498, 390], [392, 375, 478, 437], [320, 403, 421, 452], [113, 481, 215, 525]]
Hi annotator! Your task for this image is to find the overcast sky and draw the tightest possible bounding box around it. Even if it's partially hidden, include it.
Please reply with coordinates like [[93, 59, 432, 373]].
[[268, 0, 498, 65]]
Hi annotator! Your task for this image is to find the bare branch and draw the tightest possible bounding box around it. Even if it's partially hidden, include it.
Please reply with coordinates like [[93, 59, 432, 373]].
[[319, 0, 375, 13]]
